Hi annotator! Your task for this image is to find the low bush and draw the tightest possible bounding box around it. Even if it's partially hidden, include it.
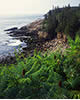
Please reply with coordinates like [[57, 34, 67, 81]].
[[0, 36, 80, 99]]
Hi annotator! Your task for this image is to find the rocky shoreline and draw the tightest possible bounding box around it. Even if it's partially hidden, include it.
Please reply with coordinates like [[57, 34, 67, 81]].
[[0, 19, 69, 64]]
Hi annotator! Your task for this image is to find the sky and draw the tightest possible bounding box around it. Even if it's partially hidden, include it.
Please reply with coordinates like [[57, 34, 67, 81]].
[[0, 0, 80, 15]]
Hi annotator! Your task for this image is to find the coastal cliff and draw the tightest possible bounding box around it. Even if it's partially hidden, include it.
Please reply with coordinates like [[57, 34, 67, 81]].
[[7, 19, 69, 53], [0, 6, 80, 99]]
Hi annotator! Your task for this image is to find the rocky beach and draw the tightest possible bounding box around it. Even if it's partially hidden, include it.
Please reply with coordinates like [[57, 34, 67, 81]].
[[0, 18, 69, 64]]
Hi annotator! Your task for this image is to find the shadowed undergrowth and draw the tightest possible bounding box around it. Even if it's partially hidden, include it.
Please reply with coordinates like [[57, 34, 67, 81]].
[[0, 36, 80, 99]]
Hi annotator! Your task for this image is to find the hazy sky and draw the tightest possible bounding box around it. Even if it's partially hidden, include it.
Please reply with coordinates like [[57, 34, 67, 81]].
[[0, 0, 80, 15]]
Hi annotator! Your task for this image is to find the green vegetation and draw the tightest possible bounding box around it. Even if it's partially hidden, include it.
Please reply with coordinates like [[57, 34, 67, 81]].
[[0, 35, 80, 99], [0, 5, 80, 99], [43, 5, 80, 39]]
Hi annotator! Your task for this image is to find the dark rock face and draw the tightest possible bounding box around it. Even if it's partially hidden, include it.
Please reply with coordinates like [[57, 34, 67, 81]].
[[19, 26, 28, 30], [10, 30, 28, 36], [6, 19, 49, 42], [7, 19, 47, 45], [0, 56, 16, 64], [4, 27, 18, 31]]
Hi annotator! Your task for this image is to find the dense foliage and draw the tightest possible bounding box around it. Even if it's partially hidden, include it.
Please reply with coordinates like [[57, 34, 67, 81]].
[[0, 35, 80, 99], [43, 5, 80, 39]]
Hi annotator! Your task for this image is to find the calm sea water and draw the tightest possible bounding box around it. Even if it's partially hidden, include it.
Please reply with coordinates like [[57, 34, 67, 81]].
[[0, 14, 42, 57]]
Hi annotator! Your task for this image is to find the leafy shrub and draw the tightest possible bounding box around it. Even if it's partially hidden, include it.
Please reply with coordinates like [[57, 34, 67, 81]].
[[0, 36, 80, 99]]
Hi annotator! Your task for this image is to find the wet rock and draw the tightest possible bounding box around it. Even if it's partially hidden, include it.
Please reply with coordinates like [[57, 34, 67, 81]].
[[12, 30, 27, 34], [0, 55, 16, 64], [4, 27, 18, 31], [20, 26, 28, 30], [23, 47, 29, 51]]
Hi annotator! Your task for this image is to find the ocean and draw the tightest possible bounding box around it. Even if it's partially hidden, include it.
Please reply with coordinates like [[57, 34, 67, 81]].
[[0, 14, 43, 57]]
